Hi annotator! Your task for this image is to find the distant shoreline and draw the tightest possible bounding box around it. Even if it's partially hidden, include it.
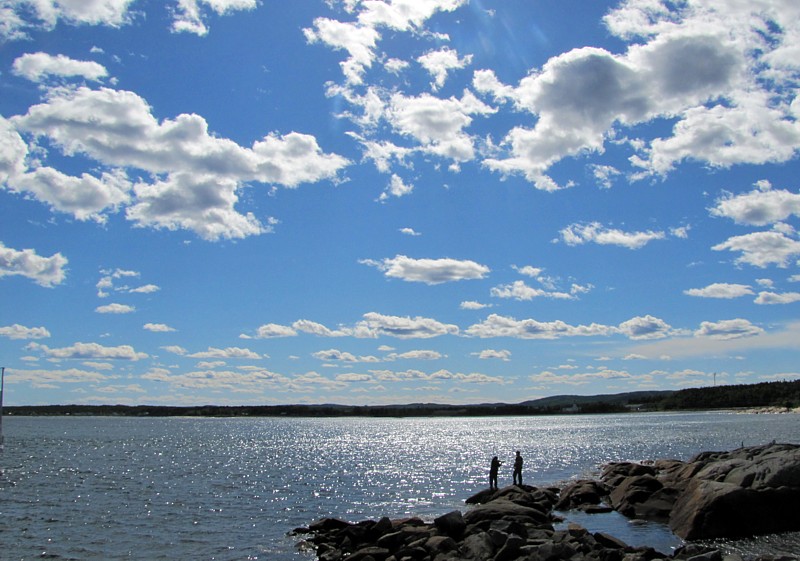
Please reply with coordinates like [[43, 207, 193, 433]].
[[4, 379, 799, 418]]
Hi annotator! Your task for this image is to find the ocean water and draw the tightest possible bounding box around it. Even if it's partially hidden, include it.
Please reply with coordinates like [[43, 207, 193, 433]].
[[0, 411, 798, 560]]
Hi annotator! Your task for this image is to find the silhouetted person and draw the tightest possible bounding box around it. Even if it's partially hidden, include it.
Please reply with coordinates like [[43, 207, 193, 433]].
[[489, 456, 502, 489], [513, 450, 523, 485]]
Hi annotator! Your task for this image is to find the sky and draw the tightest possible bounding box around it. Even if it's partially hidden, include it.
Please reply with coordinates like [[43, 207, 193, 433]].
[[1, 0, 799, 407]]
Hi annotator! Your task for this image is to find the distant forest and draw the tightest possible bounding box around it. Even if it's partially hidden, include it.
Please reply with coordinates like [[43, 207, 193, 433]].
[[4, 379, 799, 418]]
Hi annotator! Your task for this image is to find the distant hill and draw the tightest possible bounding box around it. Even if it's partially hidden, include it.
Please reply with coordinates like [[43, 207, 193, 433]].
[[5, 380, 798, 417], [520, 390, 673, 409]]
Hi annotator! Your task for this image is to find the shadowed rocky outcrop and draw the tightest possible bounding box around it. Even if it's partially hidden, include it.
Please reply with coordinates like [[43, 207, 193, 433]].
[[558, 442, 800, 541], [295, 443, 800, 560]]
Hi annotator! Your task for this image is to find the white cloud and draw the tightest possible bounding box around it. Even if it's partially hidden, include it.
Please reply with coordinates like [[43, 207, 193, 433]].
[[473, 349, 511, 361], [684, 283, 754, 299], [385, 350, 443, 361], [1, 0, 135, 40], [130, 284, 159, 294], [417, 46, 472, 90], [0, 242, 68, 287], [385, 90, 495, 162], [27, 341, 148, 360], [95, 303, 135, 314], [187, 346, 262, 359], [712, 230, 800, 268], [490, 280, 574, 301], [11, 86, 348, 240], [379, 174, 414, 201], [754, 291, 800, 305], [466, 314, 615, 339], [358, 312, 459, 339], [559, 222, 666, 249], [143, 323, 176, 332], [313, 348, 379, 363], [478, 1, 800, 186], [304, 18, 380, 85], [710, 184, 800, 226], [695, 318, 765, 340], [618, 315, 672, 340], [171, 0, 257, 35], [361, 254, 490, 284], [0, 324, 51, 339], [12, 52, 108, 82], [7, 166, 131, 223], [243, 323, 298, 339], [1, 0, 255, 40], [293, 320, 350, 337], [513, 265, 543, 278], [5, 367, 109, 385], [460, 300, 490, 310], [399, 227, 421, 236]]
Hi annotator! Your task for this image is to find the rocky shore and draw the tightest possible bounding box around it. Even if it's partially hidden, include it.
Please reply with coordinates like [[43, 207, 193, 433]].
[[294, 443, 800, 561]]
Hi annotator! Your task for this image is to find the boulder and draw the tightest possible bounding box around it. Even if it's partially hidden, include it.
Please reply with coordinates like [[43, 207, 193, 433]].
[[434, 510, 466, 538], [556, 479, 609, 511], [669, 478, 800, 540], [463, 498, 551, 527]]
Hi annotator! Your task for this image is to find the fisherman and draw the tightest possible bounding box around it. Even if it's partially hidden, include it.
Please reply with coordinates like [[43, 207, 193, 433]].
[[489, 456, 502, 489], [512, 450, 523, 485]]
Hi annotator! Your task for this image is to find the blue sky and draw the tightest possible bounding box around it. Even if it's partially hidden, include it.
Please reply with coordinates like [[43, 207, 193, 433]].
[[1, 0, 799, 407]]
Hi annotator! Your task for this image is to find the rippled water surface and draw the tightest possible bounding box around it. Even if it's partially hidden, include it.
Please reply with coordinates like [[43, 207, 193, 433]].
[[1, 412, 798, 560]]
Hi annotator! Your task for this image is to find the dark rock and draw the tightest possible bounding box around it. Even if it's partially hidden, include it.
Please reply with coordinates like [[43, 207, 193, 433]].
[[593, 532, 628, 549], [669, 479, 800, 540], [460, 532, 495, 560], [493, 533, 525, 561], [463, 498, 550, 526], [347, 546, 391, 561], [308, 518, 352, 533], [424, 535, 458, 553], [556, 479, 609, 510], [434, 510, 465, 538]]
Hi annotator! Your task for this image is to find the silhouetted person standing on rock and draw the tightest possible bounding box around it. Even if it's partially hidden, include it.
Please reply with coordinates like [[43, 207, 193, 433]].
[[513, 450, 523, 485], [489, 456, 502, 490]]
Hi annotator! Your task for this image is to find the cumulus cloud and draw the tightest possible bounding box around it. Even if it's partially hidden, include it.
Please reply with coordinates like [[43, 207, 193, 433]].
[[95, 303, 135, 314], [187, 346, 262, 359], [5, 366, 109, 386], [171, 0, 257, 35], [27, 341, 148, 360], [754, 291, 800, 305], [1, 0, 256, 40], [711, 183, 800, 226], [0, 242, 68, 287], [12, 52, 108, 82], [143, 323, 176, 332], [460, 301, 491, 310], [304, 0, 467, 85], [712, 230, 800, 268], [618, 315, 672, 340], [9, 86, 348, 240], [559, 222, 666, 249], [465, 314, 615, 339], [476, 1, 800, 187], [684, 283, 754, 299], [473, 349, 511, 361], [695, 318, 765, 340], [246, 323, 298, 339], [417, 46, 473, 90], [361, 254, 490, 284], [379, 174, 414, 201], [490, 280, 584, 301], [0, 324, 51, 339], [358, 312, 459, 339]]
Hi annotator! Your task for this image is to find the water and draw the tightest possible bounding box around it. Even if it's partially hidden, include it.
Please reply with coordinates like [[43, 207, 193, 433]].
[[0, 411, 798, 560]]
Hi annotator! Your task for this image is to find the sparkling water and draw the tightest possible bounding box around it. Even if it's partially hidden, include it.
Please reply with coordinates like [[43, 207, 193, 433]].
[[1, 411, 798, 560]]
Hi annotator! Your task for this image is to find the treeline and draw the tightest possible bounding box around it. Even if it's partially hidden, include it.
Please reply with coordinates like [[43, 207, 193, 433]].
[[4, 379, 798, 418], [658, 379, 800, 410]]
